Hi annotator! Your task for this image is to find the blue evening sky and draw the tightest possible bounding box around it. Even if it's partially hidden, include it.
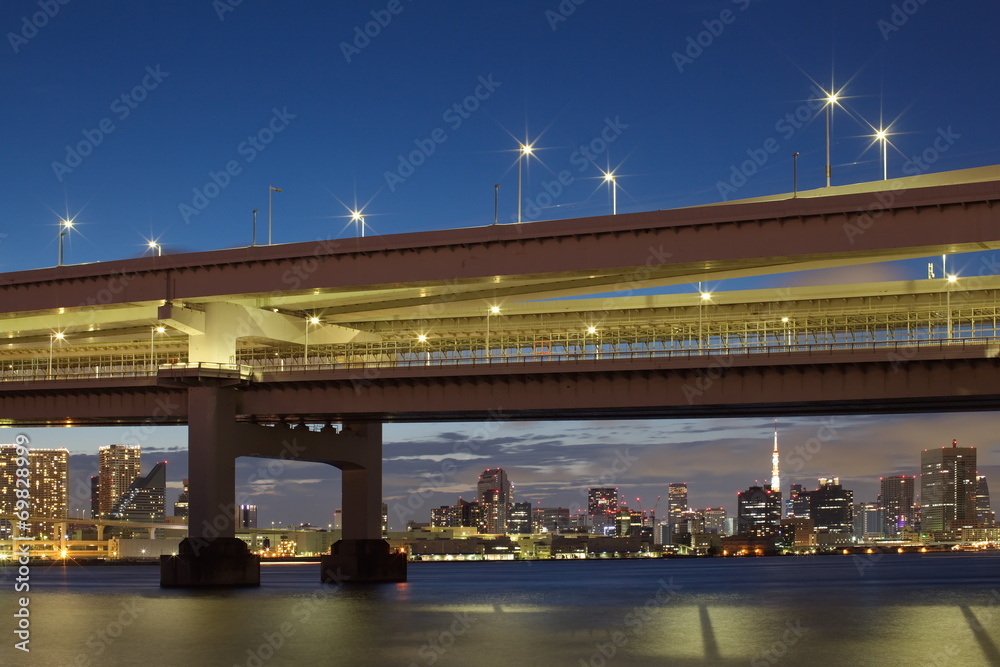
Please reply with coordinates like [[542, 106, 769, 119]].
[[2, 1, 999, 525]]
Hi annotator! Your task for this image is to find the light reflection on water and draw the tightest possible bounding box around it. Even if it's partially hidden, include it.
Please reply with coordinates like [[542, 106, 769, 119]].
[[3, 554, 1000, 666]]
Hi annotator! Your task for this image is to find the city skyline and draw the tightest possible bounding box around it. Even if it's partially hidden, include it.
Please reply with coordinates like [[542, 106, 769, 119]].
[[10, 413, 998, 529]]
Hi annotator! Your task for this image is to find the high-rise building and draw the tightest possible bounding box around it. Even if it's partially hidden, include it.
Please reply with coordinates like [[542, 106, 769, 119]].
[[236, 504, 257, 529], [771, 421, 781, 506], [668, 483, 688, 523], [976, 476, 995, 527], [174, 478, 189, 518], [0, 446, 69, 539], [98, 444, 141, 518], [737, 485, 781, 537], [451, 498, 481, 530], [90, 475, 100, 519], [430, 506, 453, 528], [588, 487, 618, 533], [853, 502, 882, 540], [879, 475, 915, 537], [808, 478, 853, 535], [786, 483, 810, 519], [510, 502, 532, 534], [920, 440, 977, 533], [108, 461, 166, 522], [533, 507, 570, 534], [477, 468, 513, 534], [703, 507, 727, 535]]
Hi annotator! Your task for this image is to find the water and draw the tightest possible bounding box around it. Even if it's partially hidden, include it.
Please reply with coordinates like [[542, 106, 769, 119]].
[[3, 554, 1000, 666]]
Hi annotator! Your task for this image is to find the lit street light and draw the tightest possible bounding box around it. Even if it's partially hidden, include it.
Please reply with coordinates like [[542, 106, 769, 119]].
[[147, 240, 162, 257], [48, 332, 65, 378], [304, 316, 320, 364], [252, 209, 259, 246], [824, 89, 840, 187], [875, 128, 889, 180], [351, 210, 366, 237], [946, 273, 958, 339], [603, 171, 617, 215], [517, 142, 534, 224], [792, 152, 800, 197], [57, 219, 74, 266], [486, 305, 500, 360], [268, 186, 282, 245], [150, 325, 165, 369]]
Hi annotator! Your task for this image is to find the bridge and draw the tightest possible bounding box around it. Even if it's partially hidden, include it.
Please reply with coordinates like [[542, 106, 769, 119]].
[[2, 165, 999, 585]]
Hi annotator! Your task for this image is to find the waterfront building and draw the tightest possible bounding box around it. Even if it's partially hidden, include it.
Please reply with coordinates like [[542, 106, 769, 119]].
[[533, 507, 571, 534], [853, 502, 882, 540], [98, 444, 141, 518], [108, 461, 166, 522], [786, 483, 810, 519], [430, 506, 453, 528], [587, 487, 618, 533], [0, 445, 69, 539], [920, 440, 977, 533], [879, 475, 915, 537], [703, 507, 727, 535], [771, 421, 781, 513], [90, 475, 100, 519], [236, 504, 257, 529], [174, 478, 189, 518], [510, 501, 532, 534], [809, 477, 853, 535], [736, 485, 781, 537], [667, 483, 688, 523], [477, 468, 513, 534], [976, 476, 995, 527]]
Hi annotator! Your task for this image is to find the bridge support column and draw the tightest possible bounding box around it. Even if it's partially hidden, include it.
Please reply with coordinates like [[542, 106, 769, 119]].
[[161, 386, 259, 587], [321, 423, 406, 584]]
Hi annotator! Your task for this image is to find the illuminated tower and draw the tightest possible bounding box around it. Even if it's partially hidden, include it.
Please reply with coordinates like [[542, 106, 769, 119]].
[[771, 421, 781, 495], [0, 446, 69, 539], [98, 444, 141, 518], [920, 439, 977, 534], [477, 468, 512, 534]]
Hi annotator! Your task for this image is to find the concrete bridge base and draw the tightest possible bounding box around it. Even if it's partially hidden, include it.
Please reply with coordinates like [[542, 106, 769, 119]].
[[160, 537, 260, 587], [321, 539, 407, 584]]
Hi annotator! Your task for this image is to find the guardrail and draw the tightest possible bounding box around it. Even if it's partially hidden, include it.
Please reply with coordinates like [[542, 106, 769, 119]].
[[1, 338, 995, 383]]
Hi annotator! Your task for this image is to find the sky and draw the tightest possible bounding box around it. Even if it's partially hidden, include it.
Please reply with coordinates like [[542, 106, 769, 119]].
[[2, 1, 1000, 527]]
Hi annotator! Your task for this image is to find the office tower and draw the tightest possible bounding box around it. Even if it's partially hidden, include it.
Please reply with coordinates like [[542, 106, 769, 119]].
[[920, 440, 977, 533], [588, 487, 618, 533], [430, 506, 453, 528], [90, 475, 100, 519], [477, 468, 513, 534], [174, 478, 189, 518], [533, 507, 571, 534], [853, 502, 882, 540], [736, 485, 781, 537], [771, 421, 781, 500], [786, 483, 810, 519], [0, 446, 69, 539], [808, 478, 853, 534], [236, 504, 257, 529], [703, 507, 727, 534], [452, 498, 481, 530], [108, 461, 166, 522], [879, 475, 915, 537], [98, 444, 141, 518], [510, 502, 532, 534], [668, 483, 688, 523], [976, 476, 995, 527]]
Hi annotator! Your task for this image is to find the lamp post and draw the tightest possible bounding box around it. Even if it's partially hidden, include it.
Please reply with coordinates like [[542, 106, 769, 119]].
[[875, 129, 888, 180], [48, 332, 65, 378], [252, 209, 259, 246], [304, 316, 320, 364], [57, 219, 73, 266], [147, 241, 162, 257], [493, 184, 500, 225], [603, 171, 617, 215], [150, 325, 165, 369], [825, 90, 838, 187], [351, 210, 366, 238], [792, 152, 800, 197], [486, 305, 500, 360], [268, 186, 282, 245], [698, 284, 711, 351], [417, 334, 429, 366], [946, 274, 957, 339], [517, 142, 533, 223]]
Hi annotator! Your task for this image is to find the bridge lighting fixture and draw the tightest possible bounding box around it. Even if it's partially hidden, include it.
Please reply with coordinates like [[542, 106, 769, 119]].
[[823, 88, 841, 187], [700, 292, 712, 301], [147, 240, 162, 256], [517, 141, 535, 223], [309, 316, 321, 325], [268, 186, 282, 245], [351, 210, 367, 238], [57, 218, 74, 266], [602, 171, 618, 215], [489, 305, 501, 315], [946, 274, 958, 283], [586, 326, 597, 335], [874, 128, 890, 180], [781, 317, 790, 323], [417, 334, 428, 343]]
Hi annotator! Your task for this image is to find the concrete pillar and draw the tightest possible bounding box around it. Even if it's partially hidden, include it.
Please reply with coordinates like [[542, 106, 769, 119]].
[[97, 524, 105, 541], [160, 385, 259, 587]]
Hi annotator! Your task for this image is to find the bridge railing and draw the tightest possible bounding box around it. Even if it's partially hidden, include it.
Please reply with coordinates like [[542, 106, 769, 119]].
[[1, 337, 995, 383]]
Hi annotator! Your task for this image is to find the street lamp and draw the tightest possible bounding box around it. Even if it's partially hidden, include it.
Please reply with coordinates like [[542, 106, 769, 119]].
[[147, 240, 162, 257], [57, 219, 74, 266], [875, 128, 889, 180], [603, 171, 617, 215], [698, 285, 711, 351], [351, 210, 366, 237], [824, 90, 839, 187], [268, 186, 282, 245], [946, 274, 958, 339], [486, 305, 500, 360], [48, 332, 65, 378], [493, 184, 500, 225], [417, 334, 430, 366], [304, 316, 320, 364], [150, 325, 165, 369], [252, 209, 259, 246], [792, 152, 800, 197], [517, 142, 534, 223]]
